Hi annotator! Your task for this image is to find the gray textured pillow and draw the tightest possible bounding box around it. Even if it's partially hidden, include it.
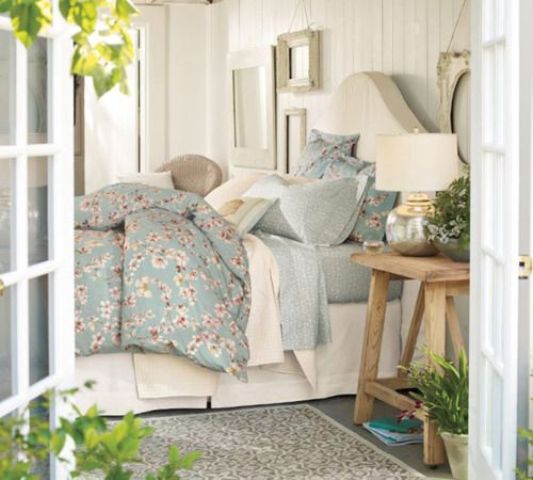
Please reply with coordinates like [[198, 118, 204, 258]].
[[244, 174, 368, 245]]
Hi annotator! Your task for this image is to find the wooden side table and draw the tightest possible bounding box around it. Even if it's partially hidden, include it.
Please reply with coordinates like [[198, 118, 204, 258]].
[[351, 252, 469, 467]]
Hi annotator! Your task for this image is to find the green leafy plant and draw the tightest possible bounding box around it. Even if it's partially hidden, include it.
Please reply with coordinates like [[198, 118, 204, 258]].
[[405, 349, 469, 435], [427, 168, 470, 251], [517, 428, 533, 479], [0, 0, 138, 97], [0, 384, 201, 479]]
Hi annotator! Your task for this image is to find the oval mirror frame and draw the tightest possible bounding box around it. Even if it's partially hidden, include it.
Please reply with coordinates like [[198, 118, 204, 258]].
[[437, 50, 471, 164]]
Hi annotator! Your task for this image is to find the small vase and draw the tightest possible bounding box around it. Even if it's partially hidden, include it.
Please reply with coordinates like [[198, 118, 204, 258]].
[[441, 432, 468, 480], [433, 239, 470, 262]]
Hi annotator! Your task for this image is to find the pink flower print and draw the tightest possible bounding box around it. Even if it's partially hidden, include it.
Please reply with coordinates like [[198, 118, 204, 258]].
[[124, 294, 137, 308], [368, 194, 387, 207], [146, 232, 160, 243], [75, 319, 85, 333], [99, 301, 112, 319], [109, 287, 121, 300], [151, 255, 167, 269], [207, 343, 221, 357], [75, 285, 88, 305], [136, 277, 152, 298], [214, 303, 227, 318], [367, 214, 382, 229], [90, 333, 104, 353], [180, 286, 197, 303], [79, 198, 92, 211], [202, 314, 222, 329], [112, 332, 121, 346], [175, 314, 189, 329], [149, 326, 160, 342]]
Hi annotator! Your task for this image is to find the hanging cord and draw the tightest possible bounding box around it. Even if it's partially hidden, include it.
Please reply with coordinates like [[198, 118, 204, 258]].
[[446, 0, 469, 53], [288, 0, 311, 33]]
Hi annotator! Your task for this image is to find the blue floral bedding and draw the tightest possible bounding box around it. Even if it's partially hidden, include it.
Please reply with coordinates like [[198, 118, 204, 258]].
[[74, 183, 251, 380]]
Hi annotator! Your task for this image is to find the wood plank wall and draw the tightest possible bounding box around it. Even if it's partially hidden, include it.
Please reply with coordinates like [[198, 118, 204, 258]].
[[207, 0, 470, 172]]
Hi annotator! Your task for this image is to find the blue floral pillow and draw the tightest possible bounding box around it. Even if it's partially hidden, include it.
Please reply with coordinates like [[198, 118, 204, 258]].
[[322, 158, 398, 243], [292, 129, 360, 178]]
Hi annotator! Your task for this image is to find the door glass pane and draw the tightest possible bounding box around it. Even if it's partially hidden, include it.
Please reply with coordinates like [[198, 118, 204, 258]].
[[29, 275, 49, 385], [28, 157, 49, 265], [0, 285, 13, 401], [0, 158, 14, 273], [28, 38, 49, 144], [0, 31, 15, 145]]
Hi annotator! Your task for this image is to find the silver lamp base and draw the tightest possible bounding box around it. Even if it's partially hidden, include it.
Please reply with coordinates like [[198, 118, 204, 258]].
[[385, 193, 438, 257]]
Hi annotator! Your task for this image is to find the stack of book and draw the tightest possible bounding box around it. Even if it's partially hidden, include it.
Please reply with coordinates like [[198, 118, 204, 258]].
[[363, 417, 424, 447]]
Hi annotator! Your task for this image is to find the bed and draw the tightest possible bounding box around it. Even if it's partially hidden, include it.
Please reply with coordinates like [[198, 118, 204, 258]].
[[75, 71, 425, 415]]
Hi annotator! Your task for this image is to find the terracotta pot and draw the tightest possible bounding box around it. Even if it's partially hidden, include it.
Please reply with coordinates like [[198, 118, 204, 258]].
[[441, 431, 468, 480]]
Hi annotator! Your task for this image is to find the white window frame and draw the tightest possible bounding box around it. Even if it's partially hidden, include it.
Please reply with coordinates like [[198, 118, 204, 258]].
[[0, 2, 74, 478]]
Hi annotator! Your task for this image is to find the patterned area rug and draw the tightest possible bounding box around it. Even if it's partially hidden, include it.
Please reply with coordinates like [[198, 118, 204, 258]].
[[111, 404, 425, 479]]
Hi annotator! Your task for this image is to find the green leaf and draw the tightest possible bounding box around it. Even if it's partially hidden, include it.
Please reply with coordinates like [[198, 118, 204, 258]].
[[0, 0, 13, 14], [10, 0, 51, 47], [115, 0, 137, 20]]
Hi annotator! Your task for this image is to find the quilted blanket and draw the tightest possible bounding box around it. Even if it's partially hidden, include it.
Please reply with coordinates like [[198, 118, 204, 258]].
[[74, 183, 251, 380]]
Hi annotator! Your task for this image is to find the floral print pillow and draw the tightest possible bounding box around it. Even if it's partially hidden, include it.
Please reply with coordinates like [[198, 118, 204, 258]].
[[292, 129, 360, 178], [322, 158, 398, 243]]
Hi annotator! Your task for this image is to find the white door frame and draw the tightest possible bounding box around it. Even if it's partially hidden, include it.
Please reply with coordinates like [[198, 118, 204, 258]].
[[0, 2, 74, 478], [469, 0, 522, 478]]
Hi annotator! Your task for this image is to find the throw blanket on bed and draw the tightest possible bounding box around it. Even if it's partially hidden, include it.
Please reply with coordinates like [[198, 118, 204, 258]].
[[74, 183, 251, 380], [256, 233, 331, 351]]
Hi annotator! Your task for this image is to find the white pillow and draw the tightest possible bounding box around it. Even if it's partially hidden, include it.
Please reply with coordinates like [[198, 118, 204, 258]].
[[115, 171, 174, 189], [205, 173, 316, 210], [206, 174, 266, 210]]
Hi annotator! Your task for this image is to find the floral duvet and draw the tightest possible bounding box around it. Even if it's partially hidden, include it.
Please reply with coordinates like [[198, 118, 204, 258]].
[[74, 183, 251, 380]]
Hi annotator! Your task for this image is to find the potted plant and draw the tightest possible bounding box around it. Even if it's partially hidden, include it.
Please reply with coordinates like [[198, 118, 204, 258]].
[[427, 169, 470, 262], [406, 350, 469, 480]]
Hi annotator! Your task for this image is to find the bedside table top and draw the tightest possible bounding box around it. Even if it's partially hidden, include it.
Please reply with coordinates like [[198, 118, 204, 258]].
[[351, 252, 470, 283]]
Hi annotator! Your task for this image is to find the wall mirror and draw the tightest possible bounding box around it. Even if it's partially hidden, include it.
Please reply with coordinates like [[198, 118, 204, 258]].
[[438, 50, 471, 164], [228, 47, 276, 170], [282, 108, 307, 173], [277, 30, 320, 93]]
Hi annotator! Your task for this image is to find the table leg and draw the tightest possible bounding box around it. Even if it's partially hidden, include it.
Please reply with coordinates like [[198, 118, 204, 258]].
[[354, 270, 390, 425], [446, 296, 465, 359], [398, 284, 425, 376], [422, 282, 447, 466]]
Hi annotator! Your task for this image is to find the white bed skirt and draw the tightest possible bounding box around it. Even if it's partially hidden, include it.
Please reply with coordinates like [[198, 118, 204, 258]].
[[75, 300, 402, 415]]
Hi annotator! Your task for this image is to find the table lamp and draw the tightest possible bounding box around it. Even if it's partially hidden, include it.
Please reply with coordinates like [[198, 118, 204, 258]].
[[376, 131, 458, 257]]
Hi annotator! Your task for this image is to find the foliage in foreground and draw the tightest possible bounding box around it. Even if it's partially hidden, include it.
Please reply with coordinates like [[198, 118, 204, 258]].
[[517, 427, 533, 479], [405, 349, 469, 435], [0, 0, 138, 97], [0, 383, 200, 480]]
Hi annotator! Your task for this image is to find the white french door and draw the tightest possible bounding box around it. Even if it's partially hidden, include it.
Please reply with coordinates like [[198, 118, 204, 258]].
[[470, 0, 523, 478], [0, 2, 74, 478]]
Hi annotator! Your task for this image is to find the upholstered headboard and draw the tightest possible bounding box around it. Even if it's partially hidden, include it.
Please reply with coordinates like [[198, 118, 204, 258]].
[[313, 72, 426, 163]]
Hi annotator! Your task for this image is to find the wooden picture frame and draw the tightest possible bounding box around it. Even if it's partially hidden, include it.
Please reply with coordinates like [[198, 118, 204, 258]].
[[276, 30, 320, 93], [282, 108, 307, 174]]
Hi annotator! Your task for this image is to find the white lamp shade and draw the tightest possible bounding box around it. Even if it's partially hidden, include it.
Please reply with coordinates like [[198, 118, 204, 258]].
[[376, 133, 459, 192]]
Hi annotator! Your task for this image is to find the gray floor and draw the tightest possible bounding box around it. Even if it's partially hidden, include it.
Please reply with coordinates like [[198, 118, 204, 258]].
[[139, 395, 452, 479], [309, 395, 452, 479]]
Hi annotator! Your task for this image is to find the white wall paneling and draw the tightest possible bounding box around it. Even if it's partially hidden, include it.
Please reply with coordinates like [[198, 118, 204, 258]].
[[209, 0, 470, 173], [83, 4, 209, 191]]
